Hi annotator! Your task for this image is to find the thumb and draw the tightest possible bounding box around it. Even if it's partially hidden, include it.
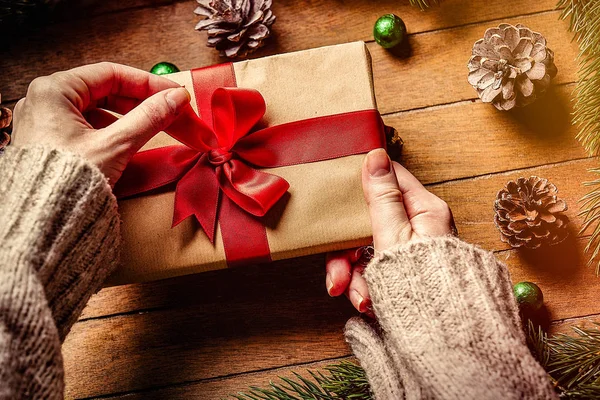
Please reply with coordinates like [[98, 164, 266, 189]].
[[103, 86, 191, 151], [362, 148, 412, 250]]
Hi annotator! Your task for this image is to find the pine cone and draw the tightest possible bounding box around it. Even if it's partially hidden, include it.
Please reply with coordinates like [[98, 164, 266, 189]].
[[195, 0, 276, 58], [0, 95, 12, 151], [468, 23, 557, 111], [494, 176, 568, 249]]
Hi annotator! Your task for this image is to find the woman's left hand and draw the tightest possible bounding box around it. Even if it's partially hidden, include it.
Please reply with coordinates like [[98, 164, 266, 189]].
[[325, 149, 455, 315]]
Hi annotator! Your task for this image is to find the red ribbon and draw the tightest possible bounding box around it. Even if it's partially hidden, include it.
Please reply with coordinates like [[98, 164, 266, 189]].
[[115, 64, 386, 266]]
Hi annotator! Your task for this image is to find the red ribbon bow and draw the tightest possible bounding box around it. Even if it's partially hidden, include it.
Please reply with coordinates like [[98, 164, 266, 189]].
[[116, 87, 292, 243], [115, 65, 386, 265]]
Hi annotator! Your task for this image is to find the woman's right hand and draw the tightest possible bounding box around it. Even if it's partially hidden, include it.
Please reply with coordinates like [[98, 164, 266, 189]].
[[326, 148, 456, 314], [11, 62, 192, 186]]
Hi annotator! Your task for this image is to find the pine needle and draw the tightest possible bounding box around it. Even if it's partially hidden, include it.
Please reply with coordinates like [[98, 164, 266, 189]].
[[230, 361, 372, 400], [527, 320, 600, 397], [409, 0, 440, 11], [558, 1, 600, 274]]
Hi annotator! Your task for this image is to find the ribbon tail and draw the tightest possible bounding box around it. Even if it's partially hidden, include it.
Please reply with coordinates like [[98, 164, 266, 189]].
[[218, 160, 290, 217], [172, 157, 220, 243], [114, 146, 200, 198], [220, 195, 272, 267]]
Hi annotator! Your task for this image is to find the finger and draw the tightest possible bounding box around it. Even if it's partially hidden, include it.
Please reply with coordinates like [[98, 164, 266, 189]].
[[86, 108, 119, 129], [391, 161, 428, 195], [96, 95, 142, 115], [102, 86, 191, 151], [325, 251, 354, 297], [57, 62, 181, 110], [362, 148, 412, 251], [345, 266, 371, 313], [392, 162, 454, 237], [11, 98, 25, 143]]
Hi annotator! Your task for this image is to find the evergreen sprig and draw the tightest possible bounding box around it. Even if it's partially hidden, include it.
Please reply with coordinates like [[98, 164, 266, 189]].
[[409, 0, 440, 10], [557, 1, 600, 273], [230, 361, 372, 400], [527, 321, 600, 398]]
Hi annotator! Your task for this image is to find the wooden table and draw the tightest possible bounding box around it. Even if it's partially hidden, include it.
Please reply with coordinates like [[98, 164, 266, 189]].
[[0, 0, 594, 398]]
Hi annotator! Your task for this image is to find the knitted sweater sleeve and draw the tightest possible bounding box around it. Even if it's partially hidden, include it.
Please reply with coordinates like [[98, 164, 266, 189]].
[[0, 146, 120, 400], [345, 236, 558, 400]]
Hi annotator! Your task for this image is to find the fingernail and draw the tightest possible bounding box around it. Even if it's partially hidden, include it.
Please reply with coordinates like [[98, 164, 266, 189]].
[[353, 290, 365, 312], [366, 148, 391, 177], [165, 87, 191, 113], [326, 274, 334, 296]]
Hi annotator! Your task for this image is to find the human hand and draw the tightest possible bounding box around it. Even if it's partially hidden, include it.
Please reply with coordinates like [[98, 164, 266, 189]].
[[12, 62, 192, 185], [326, 148, 455, 314]]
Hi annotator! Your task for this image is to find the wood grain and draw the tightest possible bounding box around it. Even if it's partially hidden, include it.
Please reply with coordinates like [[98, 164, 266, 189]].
[[97, 357, 357, 400], [63, 258, 356, 398], [550, 315, 600, 335], [53, 0, 177, 20], [103, 317, 600, 400], [371, 11, 579, 114], [430, 158, 594, 253], [384, 82, 584, 185], [0, 0, 560, 104], [81, 316, 600, 399]]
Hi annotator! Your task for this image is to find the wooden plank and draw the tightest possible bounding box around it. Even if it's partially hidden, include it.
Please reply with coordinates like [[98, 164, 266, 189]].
[[384, 82, 584, 185], [76, 316, 600, 399], [502, 237, 599, 323], [81, 254, 327, 319], [0, 1, 560, 104], [429, 157, 594, 252], [54, 0, 177, 19], [73, 318, 600, 400], [371, 11, 579, 114], [550, 315, 600, 335], [95, 357, 357, 400], [63, 259, 357, 398]]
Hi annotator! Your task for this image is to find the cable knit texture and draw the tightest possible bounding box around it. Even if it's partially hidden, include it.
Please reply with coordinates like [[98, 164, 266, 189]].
[[0, 146, 120, 400], [345, 236, 558, 400]]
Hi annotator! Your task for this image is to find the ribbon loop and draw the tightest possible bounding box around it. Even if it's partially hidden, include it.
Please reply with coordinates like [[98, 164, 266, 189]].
[[212, 88, 266, 148]]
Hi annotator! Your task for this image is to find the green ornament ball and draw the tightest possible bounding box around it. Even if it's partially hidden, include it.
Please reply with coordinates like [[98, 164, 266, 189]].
[[513, 282, 544, 312], [373, 14, 406, 49], [150, 62, 180, 76]]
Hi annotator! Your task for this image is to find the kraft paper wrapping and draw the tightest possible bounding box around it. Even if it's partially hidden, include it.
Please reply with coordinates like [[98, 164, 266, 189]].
[[110, 41, 379, 285]]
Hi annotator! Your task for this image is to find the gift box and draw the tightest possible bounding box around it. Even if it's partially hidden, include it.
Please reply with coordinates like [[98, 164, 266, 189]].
[[110, 41, 386, 285]]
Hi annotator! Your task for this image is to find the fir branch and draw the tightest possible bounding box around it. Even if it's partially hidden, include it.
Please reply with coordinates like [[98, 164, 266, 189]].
[[557, 0, 600, 154], [579, 170, 600, 274], [230, 361, 372, 400], [527, 320, 600, 398], [409, 0, 440, 10], [557, 1, 600, 273]]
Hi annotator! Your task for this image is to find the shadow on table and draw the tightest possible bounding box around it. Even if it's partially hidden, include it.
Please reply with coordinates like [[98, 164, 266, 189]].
[[503, 85, 572, 140], [96, 254, 358, 397], [518, 224, 582, 283]]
